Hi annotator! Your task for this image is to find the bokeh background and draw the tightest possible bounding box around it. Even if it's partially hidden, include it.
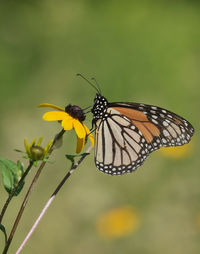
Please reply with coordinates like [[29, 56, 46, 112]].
[[0, 1, 200, 253]]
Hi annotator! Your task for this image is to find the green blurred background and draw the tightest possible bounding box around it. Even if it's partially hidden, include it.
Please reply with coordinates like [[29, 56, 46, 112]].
[[0, 0, 200, 253]]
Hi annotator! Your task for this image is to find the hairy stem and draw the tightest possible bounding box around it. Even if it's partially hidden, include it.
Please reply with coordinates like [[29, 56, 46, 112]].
[[2, 129, 65, 254], [16, 145, 93, 254]]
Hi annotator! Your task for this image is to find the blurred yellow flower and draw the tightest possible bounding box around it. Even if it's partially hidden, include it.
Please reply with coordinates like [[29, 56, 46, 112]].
[[39, 103, 94, 153], [96, 206, 140, 239], [160, 141, 194, 159], [196, 213, 200, 228]]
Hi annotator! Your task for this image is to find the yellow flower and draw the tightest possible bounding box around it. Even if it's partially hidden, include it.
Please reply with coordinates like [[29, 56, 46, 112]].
[[39, 103, 94, 153], [160, 141, 194, 159], [96, 206, 140, 239], [24, 137, 53, 161]]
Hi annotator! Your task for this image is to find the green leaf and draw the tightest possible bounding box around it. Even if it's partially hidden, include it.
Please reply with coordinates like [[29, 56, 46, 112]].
[[0, 158, 25, 195], [13, 181, 25, 196], [65, 153, 89, 167], [14, 149, 25, 153], [17, 161, 24, 177], [0, 224, 7, 245], [11, 161, 25, 196], [0, 158, 18, 176], [0, 158, 15, 193], [33, 161, 38, 167], [65, 154, 75, 167]]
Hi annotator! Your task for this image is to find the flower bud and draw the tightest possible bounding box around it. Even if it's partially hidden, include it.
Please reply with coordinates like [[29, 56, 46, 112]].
[[30, 145, 45, 161]]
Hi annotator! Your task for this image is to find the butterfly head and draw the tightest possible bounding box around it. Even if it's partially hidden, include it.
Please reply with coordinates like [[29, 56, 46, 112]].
[[91, 93, 108, 122], [65, 104, 85, 122]]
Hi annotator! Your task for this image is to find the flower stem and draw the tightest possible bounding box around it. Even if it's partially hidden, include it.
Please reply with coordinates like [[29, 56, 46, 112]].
[[16, 145, 93, 254], [0, 161, 34, 225], [2, 129, 65, 254]]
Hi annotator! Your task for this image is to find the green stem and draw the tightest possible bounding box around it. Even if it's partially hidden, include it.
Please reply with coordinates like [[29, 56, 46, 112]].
[[16, 146, 92, 254], [0, 161, 34, 225], [2, 129, 65, 254]]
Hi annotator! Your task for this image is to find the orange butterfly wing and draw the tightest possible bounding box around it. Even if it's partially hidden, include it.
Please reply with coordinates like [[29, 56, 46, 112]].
[[92, 94, 194, 175], [95, 100, 194, 175]]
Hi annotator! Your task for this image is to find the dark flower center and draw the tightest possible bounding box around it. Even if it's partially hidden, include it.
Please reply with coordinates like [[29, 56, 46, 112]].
[[65, 104, 85, 122]]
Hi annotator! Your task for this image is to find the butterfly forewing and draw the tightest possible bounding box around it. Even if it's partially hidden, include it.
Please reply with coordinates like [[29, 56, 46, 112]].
[[111, 102, 194, 148], [92, 94, 194, 175]]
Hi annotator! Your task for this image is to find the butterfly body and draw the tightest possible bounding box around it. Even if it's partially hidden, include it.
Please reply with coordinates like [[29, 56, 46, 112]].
[[92, 93, 194, 175]]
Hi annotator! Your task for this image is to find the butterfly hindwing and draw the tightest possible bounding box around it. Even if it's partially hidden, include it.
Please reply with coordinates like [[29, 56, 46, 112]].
[[95, 108, 150, 175]]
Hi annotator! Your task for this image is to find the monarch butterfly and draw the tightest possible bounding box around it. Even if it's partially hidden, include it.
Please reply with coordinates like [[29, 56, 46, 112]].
[[78, 74, 195, 176]]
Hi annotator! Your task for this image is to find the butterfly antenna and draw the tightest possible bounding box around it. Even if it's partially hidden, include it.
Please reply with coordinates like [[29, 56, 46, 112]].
[[84, 110, 92, 114], [77, 73, 100, 93], [91, 77, 102, 94], [82, 104, 93, 111]]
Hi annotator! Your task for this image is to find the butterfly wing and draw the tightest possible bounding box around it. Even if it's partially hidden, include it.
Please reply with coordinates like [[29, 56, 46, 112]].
[[94, 102, 194, 175]]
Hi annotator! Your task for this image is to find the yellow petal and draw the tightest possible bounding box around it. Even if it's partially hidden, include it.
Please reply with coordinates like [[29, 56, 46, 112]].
[[61, 117, 73, 130], [38, 103, 65, 111], [74, 120, 86, 139], [43, 139, 53, 156], [37, 137, 43, 146], [43, 111, 69, 121], [30, 138, 36, 148], [83, 123, 95, 147], [24, 138, 31, 157], [76, 137, 85, 153], [89, 134, 95, 147]]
